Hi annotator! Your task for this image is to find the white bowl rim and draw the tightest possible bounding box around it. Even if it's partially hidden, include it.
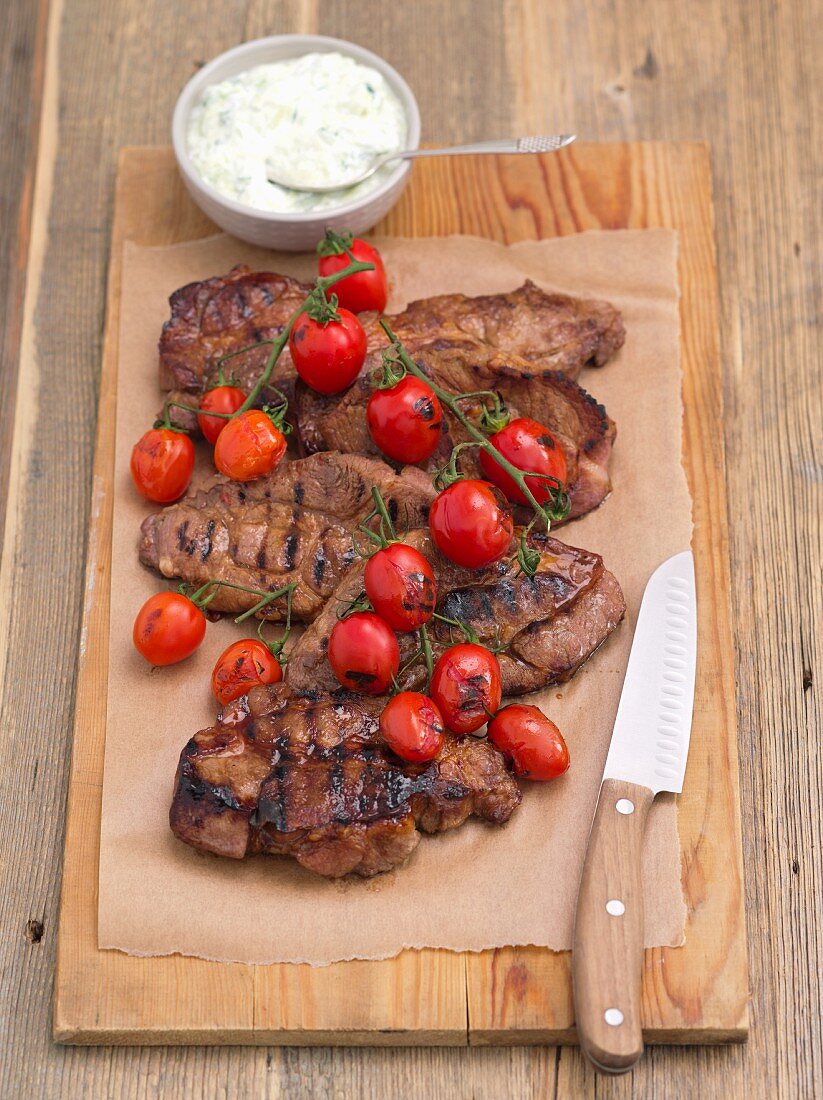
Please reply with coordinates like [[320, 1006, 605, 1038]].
[[172, 34, 421, 224]]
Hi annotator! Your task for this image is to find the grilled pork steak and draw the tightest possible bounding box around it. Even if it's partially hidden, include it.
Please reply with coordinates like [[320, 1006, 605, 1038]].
[[294, 336, 615, 521], [286, 530, 626, 696], [159, 267, 311, 394], [159, 269, 624, 397], [382, 280, 625, 376], [169, 683, 521, 877], [139, 452, 436, 620]]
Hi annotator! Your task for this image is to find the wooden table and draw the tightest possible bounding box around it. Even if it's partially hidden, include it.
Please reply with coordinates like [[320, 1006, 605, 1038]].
[[0, 1, 818, 1096]]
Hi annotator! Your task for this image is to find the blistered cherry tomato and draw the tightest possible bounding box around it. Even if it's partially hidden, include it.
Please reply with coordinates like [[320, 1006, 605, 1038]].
[[364, 543, 437, 632], [328, 611, 400, 694], [380, 692, 445, 763], [429, 643, 502, 735], [479, 417, 568, 505], [130, 428, 194, 503], [289, 307, 367, 394], [133, 591, 206, 666], [317, 234, 388, 313], [428, 479, 513, 569], [367, 375, 443, 464], [211, 639, 283, 705], [213, 410, 287, 481], [197, 385, 247, 445], [487, 704, 570, 780]]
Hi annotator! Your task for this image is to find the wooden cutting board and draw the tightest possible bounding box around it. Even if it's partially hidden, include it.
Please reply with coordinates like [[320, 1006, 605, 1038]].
[[53, 143, 748, 1045]]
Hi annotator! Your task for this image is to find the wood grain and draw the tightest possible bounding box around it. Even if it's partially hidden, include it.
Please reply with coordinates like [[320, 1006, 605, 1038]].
[[0, 0, 819, 1096], [0, 0, 49, 557], [52, 141, 746, 1048]]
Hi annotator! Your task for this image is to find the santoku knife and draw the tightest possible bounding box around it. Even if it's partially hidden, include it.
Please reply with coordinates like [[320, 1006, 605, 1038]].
[[572, 550, 697, 1074]]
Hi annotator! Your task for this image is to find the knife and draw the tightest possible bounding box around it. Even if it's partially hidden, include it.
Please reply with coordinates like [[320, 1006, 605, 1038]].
[[572, 550, 697, 1074]]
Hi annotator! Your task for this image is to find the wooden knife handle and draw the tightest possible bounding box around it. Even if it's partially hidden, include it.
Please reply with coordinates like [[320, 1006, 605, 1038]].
[[572, 777, 655, 1074]]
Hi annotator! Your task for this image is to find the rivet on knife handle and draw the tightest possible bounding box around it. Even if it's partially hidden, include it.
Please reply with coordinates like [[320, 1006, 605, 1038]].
[[572, 777, 654, 1074]]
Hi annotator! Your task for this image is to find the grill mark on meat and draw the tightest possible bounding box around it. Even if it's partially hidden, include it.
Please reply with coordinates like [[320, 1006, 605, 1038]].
[[293, 481, 304, 504], [200, 519, 216, 561], [437, 587, 495, 632], [358, 759, 376, 816], [496, 579, 518, 612], [312, 548, 327, 586], [329, 760, 345, 822], [257, 766, 288, 831], [282, 512, 299, 571]]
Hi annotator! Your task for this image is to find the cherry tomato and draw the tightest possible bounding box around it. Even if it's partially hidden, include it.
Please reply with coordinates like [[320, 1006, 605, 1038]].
[[380, 692, 445, 763], [366, 375, 443, 464], [479, 417, 568, 505], [317, 236, 388, 313], [133, 591, 206, 666], [364, 543, 437, 632], [429, 643, 502, 735], [130, 428, 194, 503], [213, 410, 287, 481], [487, 704, 570, 780], [197, 385, 247, 445], [289, 308, 367, 394], [428, 479, 513, 569], [211, 639, 282, 705], [328, 611, 400, 694]]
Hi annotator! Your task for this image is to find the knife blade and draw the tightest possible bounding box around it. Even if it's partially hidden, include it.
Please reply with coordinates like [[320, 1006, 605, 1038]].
[[572, 550, 697, 1074]]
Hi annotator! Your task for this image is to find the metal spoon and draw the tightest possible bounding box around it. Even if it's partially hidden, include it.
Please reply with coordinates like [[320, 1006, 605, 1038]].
[[266, 134, 576, 193]]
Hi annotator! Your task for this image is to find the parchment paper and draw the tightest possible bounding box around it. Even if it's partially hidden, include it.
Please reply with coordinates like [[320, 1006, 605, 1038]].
[[98, 230, 690, 964]]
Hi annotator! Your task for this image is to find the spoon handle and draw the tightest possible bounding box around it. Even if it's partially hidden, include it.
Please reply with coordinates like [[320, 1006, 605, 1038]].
[[388, 134, 576, 163]]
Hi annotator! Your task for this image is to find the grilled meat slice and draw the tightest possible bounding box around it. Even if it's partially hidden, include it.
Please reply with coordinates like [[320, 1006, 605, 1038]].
[[138, 452, 436, 620], [159, 266, 311, 394], [169, 683, 521, 877], [500, 568, 626, 687], [158, 271, 624, 397], [382, 280, 625, 375], [294, 335, 615, 521], [286, 530, 625, 696]]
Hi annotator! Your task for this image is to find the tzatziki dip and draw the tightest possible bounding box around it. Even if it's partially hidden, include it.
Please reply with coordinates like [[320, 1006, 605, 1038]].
[[186, 51, 408, 213]]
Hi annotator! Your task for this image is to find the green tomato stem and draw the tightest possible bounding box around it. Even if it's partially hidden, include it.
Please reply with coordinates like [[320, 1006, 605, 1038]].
[[185, 579, 296, 621], [370, 486, 398, 543], [216, 339, 276, 374], [236, 258, 376, 415], [164, 399, 232, 422], [431, 610, 480, 646], [256, 585, 294, 659], [418, 623, 434, 684]]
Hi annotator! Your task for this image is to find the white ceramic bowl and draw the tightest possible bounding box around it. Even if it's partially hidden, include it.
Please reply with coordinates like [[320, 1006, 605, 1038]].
[[172, 35, 420, 251]]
